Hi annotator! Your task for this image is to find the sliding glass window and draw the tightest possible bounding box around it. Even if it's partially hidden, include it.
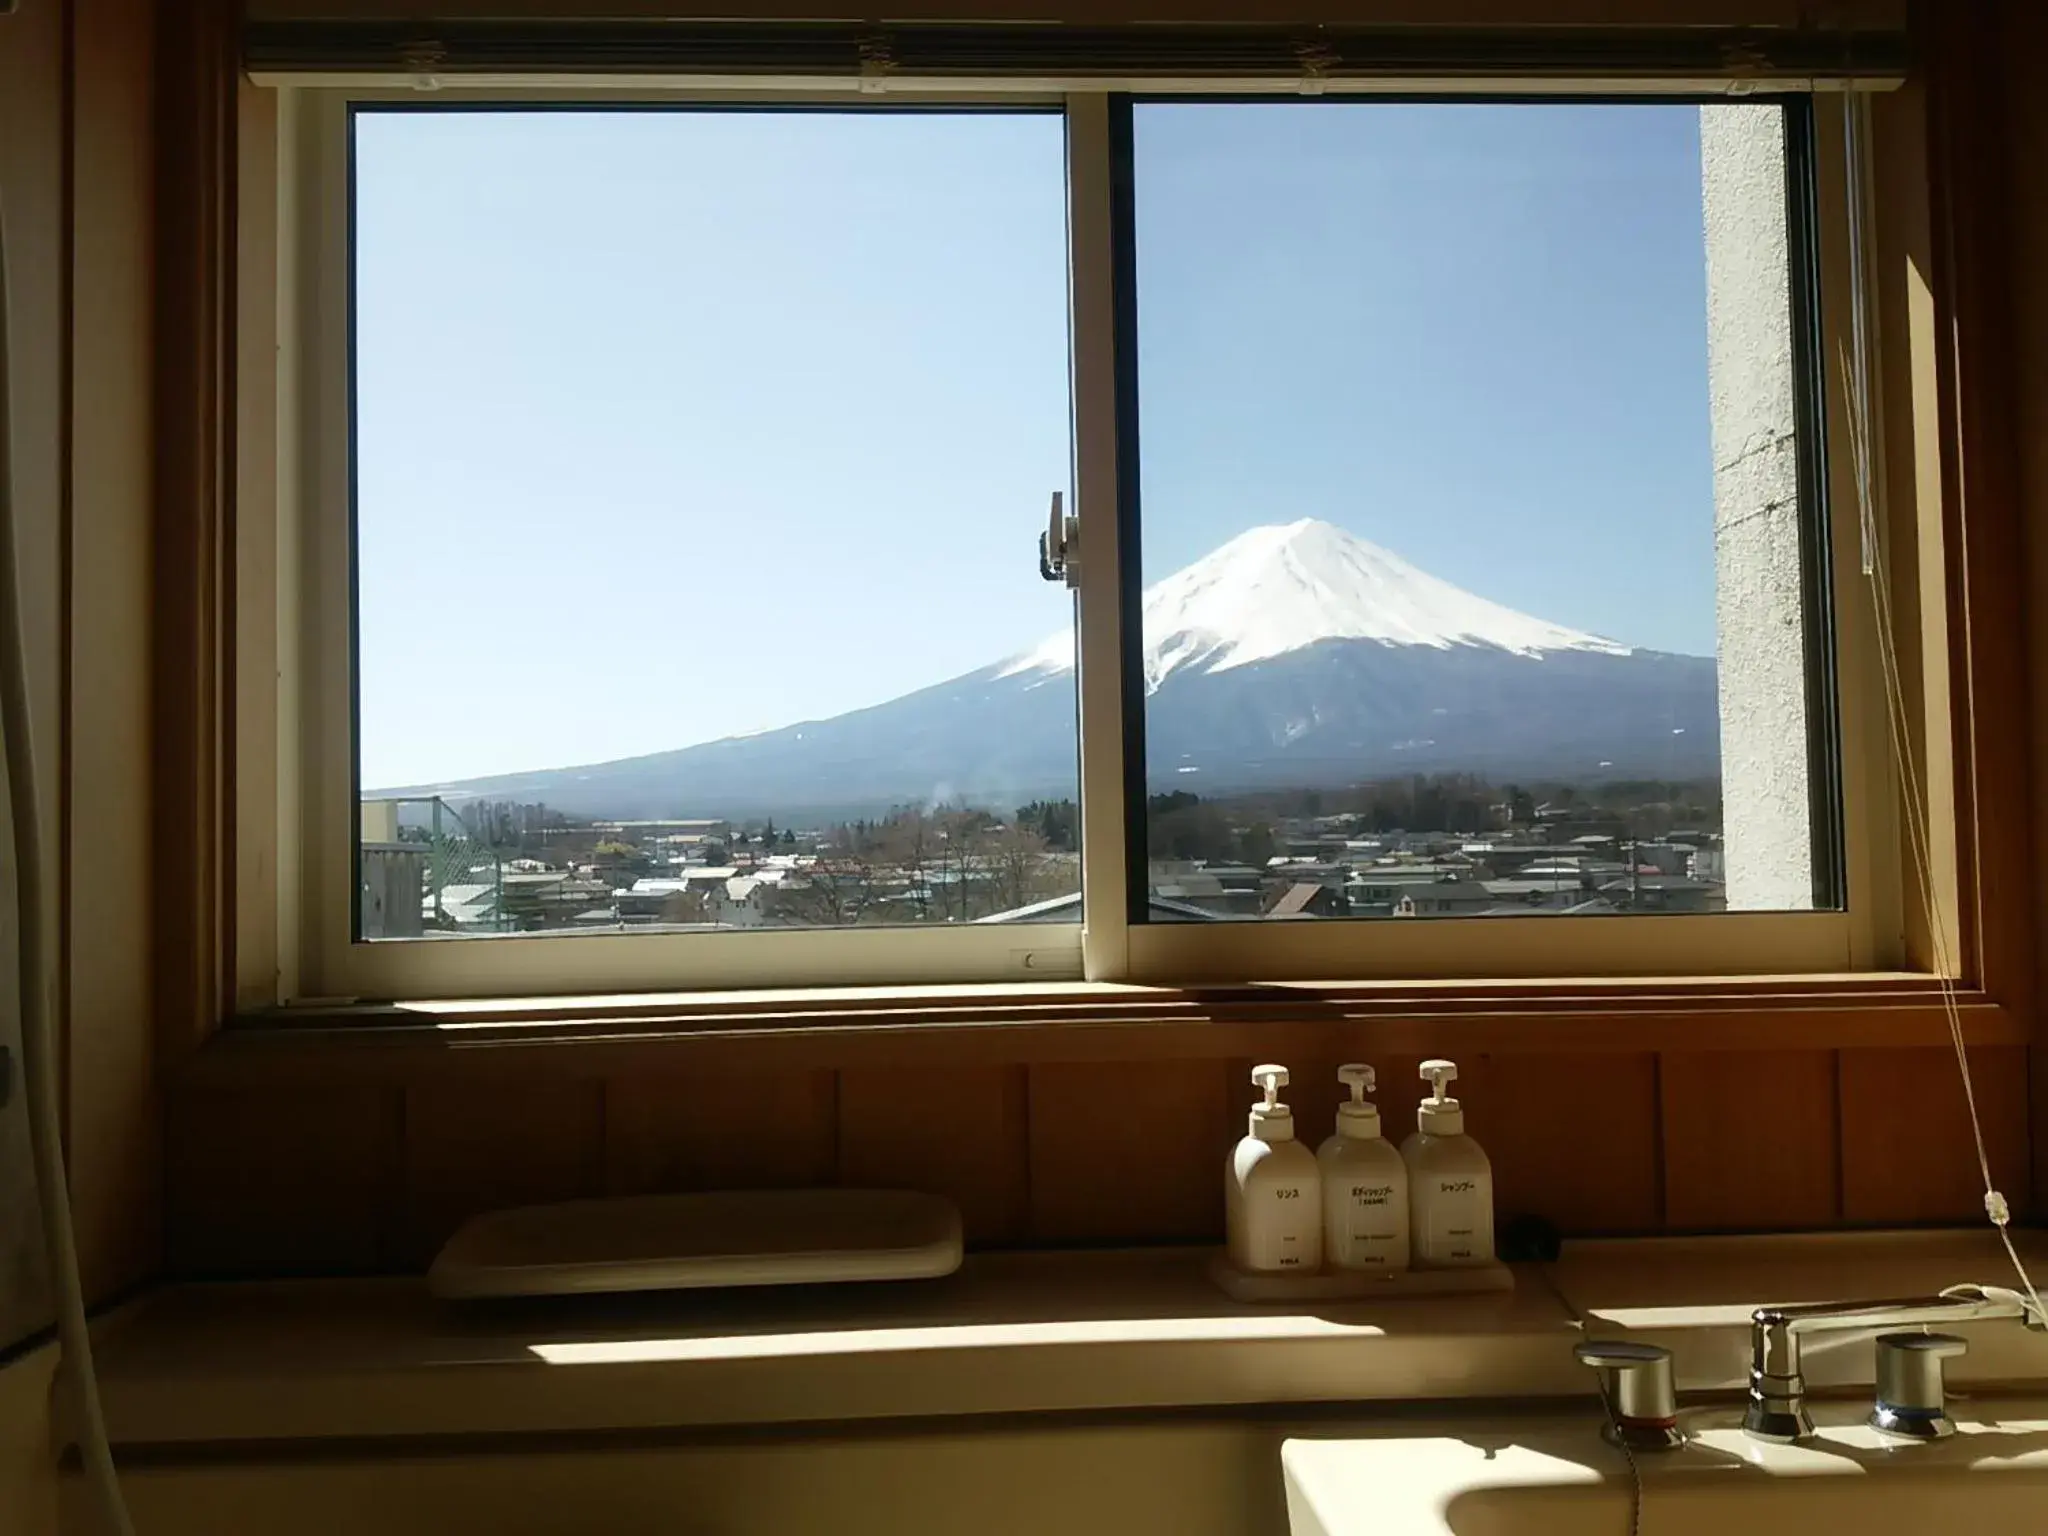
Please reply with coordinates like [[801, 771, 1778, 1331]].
[[1119, 99, 1839, 926], [283, 82, 1867, 997], [350, 108, 1080, 942]]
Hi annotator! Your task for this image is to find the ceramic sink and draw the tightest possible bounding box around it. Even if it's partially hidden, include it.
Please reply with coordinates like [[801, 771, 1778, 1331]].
[[1283, 1398, 2048, 1535]]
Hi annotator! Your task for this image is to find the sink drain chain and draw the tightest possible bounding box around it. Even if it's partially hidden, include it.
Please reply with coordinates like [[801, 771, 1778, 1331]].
[[1593, 1382, 1645, 1536], [1540, 1263, 1645, 1536]]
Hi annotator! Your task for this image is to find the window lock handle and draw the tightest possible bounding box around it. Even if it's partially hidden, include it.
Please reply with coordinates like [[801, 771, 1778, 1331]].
[[1038, 491, 1078, 588]]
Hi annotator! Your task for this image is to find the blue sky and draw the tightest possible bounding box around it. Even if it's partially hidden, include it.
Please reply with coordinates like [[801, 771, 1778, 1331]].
[[355, 102, 1725, 788]]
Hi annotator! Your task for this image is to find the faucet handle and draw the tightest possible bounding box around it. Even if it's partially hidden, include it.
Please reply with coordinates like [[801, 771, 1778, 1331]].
[[1871, 1332, 1967, 1440], [1575, 1340, 1686, 1451]]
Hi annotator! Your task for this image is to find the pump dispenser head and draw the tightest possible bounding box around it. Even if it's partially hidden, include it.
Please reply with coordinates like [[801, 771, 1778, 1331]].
[[1249, 1063, 1295, 1142], [1335, 1063, 1382, 1139], [1417, 1058, 1464, 1136]]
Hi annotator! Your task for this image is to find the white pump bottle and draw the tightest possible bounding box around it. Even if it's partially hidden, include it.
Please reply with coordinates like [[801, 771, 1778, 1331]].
[[1400, 1059, 1495, 1269], [1224, 1064, 1323, 1274], [1315, 1064, 1411, 1272]]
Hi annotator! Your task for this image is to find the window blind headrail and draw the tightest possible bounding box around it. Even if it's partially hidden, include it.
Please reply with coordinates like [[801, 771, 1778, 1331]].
[[242, 21, 1908, 84]]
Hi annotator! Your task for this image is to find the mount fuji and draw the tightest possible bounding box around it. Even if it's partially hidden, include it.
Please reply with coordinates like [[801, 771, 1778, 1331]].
[[391, 519, 1719, 819]]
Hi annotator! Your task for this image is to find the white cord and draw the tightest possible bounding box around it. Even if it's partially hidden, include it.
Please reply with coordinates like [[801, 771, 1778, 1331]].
[[1839, 91, 2048, 1331], [0, 189, 137, 1532]]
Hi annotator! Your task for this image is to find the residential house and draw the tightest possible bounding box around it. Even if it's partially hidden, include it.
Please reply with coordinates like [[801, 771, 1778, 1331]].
[[1265, 881, 1348, 918], [1394, 879, 1502, 917]]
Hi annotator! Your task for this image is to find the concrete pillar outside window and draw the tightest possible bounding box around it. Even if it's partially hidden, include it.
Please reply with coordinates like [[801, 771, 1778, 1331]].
[[1701, 105, 1814, 911]]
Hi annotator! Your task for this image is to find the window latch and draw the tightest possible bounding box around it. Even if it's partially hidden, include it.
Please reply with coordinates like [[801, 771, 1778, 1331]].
[[1038, 491, 1078, 588]]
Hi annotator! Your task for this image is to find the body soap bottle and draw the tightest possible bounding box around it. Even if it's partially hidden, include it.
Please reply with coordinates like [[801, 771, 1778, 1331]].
[[1401, 1059, 1495, 1269], [1316, 1064, 1410, 1272], [1224, 1064, 1323, 1274]]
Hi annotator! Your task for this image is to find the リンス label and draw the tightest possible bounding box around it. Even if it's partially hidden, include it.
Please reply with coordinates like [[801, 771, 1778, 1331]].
[[1265, 1181, 1315, 1266]]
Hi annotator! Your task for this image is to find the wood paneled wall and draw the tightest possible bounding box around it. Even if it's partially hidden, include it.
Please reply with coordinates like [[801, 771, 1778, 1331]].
[[0, 0, 69, 1352], [1999, 0, 2048, 1219], [149, 1, 2041, 1286], [164, 1044, 2031, 1276], [0, 0, 160, 1348], [243, 1, 1908, 29]]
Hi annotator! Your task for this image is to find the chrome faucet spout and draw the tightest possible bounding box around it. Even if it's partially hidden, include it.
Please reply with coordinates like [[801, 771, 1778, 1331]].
[[1743, 1288, 2035, 1443]]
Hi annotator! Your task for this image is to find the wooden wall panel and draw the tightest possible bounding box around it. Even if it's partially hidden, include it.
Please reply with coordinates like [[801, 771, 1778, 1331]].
[[1840, 1045, 2031, 1224], [1479, 1053, 1661, 1234], [395, 1082, 604, 1267], [166, 1087, 397, 1275], [160, 1039, 2040, 1271], [605, 1070, 837, 1194], [0, 0, 70, 1352], [1029, 1059, 1230, 1242], [1661, 1051, 1839, 1229], [838, 1066, 1030, 1245], [151, 0, 238, 1061], [0, 0, 180, 1331], [68, 0, 162, 1307], [1995, 0, 2048, 1228], [245, 1, 1911, 32]]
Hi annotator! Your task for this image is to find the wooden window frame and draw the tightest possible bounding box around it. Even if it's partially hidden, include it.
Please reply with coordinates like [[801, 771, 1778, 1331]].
[[151, 13, 2034, 1077], [273, 83, 1092, 1004]]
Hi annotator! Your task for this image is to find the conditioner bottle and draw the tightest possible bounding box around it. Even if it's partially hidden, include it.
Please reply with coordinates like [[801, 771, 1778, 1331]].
[[1224, 1064, 1323, 1274]]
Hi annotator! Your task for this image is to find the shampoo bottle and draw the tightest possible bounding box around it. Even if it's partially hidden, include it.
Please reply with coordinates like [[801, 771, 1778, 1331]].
[[1316, 1064, 1410, 1272], [1224, 1064, 1323, 1274], [1400, 1059, 1495, 1269]]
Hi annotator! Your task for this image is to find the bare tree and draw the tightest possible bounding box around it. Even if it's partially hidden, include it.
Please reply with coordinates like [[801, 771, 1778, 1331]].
[[982, 819, 1066, 916], [878, 807, 939, 922], [932, 806, 991, 921], [763, 803, 1067, 926], [770, 830, 888, 927]]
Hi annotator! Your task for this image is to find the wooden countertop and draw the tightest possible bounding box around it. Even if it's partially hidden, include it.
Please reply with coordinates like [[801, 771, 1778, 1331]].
[[82, 1230, 2048, 1448]]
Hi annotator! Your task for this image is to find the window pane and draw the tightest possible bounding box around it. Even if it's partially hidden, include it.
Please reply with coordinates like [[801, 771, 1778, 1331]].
[[353, 110, 1078, 939], [1128, 100, 1834, 923]]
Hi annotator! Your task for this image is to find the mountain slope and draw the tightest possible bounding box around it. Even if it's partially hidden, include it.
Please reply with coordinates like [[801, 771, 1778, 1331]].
[[384, 520, 1719, 819], [1003, 517, 1629, 688]]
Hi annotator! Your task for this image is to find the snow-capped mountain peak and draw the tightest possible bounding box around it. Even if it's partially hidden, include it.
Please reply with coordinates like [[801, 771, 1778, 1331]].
[[1000, 518, 1629, 689], [390, 517, 1710, 817]]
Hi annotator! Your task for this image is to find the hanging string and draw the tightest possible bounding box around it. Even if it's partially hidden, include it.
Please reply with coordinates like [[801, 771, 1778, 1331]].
[[1839, 86, 2046, 1326]]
